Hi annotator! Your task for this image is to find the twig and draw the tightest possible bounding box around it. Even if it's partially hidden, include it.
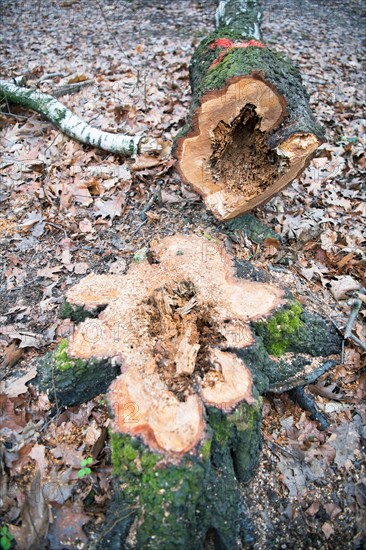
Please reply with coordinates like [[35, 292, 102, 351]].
[[0, 110, 28, 120], [91, 507, 137, 548], [344, 298, 362, 339], [95, 0, 124, 54], [3, 277, 41, 293], [341, 296, 366, 352], [44, 221, 68, 238], [52, 80, 94, 98], [128, 219, 147, 240], [261, 431, 301, 460], [349, 333, 366, 351], [269, 360, 337, 394]]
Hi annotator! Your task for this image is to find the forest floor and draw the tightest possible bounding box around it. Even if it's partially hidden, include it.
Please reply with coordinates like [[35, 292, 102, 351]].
[[0, 0, 365, 548]]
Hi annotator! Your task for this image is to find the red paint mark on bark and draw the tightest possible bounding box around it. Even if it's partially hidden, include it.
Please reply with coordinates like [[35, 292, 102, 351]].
[[209, 38, 266, 69]]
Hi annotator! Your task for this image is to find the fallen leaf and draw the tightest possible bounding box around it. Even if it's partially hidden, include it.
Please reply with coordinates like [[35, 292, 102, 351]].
[[305, 501, 320, 516], [328, 422, 360, 468], [37, 264, 63, 281], [48, 502, 90, 548], [78, 218, 93, 233], [321, 522, 334, 539], [1, 341, 24, 368], [160, 189, 182, 204], [131, 154, 162, 171], [29, 445, 48, 477], [308, 381, 342, 401], [94, 195, 124, 221], [21, 211, 43, 229], [10, 470, 49, 550], [324, 502, 342, 519], [44, 468, 74, 504], [3, 367, 37, 397], [74, 262, 89, 274], [67, 74, 88, 84], [328, 275, 360, 300]]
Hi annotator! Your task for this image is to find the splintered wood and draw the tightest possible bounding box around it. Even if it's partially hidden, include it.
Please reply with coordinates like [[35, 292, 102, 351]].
[[66, 235, 283, 456]]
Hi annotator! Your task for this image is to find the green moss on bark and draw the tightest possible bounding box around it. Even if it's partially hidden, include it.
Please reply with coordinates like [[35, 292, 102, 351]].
[[110, 433, 209, 549], [53, 339, 86, 371], [59, 301, 97, 323], [36, 340, 119, 407], [179, 28, 324, 152], [254, 301, 303, 356]]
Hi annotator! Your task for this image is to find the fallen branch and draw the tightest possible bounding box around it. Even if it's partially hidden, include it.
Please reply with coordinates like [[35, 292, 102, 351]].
[[0, 79, 162, 156]]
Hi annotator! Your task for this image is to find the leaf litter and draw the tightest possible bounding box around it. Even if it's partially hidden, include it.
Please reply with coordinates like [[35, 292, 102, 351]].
[[0, 0, 365, 548]]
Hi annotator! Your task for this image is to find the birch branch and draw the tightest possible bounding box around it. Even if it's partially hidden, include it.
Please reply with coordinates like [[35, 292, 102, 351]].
[[0, 79, 161, 156]]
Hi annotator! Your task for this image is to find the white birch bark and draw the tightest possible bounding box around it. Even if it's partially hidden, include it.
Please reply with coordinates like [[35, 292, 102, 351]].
[[0, 80, 161, 156]]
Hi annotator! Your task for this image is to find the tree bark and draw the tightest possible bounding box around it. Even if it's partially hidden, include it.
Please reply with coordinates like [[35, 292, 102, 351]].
[[0, 80, 161, 156], [175, 0, 324, 220]]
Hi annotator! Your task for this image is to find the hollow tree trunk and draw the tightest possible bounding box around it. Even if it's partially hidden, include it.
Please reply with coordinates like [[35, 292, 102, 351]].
[[175, 0, 324, 220], [34, 235, 341, 549]]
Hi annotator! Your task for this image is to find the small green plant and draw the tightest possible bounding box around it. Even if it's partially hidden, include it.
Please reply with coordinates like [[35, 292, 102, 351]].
[[1, 526, 14, 550], [78, 457, 93, 478]]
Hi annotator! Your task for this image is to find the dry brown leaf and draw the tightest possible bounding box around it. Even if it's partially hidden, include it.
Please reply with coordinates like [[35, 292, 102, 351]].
[[131, 154, 162, 171], [48, 502, 90, 548], [94, 195, 124, 221], [1, 341, 24, 368], [324, 503, 342, 519], [29, 444, 48, 477], [37, 264, 63, 281], [328, 275, 359, 300], [305, 501, 320, 516], [3, 367, 37, 397], [321, 521, 334, 539], [10, 470, 49, 550], [308, 381, 342, 401], [78, 218, 94, 233], [74, 262, 89, 275], [67, 74, 88, 84]]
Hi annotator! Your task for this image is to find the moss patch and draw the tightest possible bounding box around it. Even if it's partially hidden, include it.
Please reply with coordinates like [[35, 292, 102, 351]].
[[110, 432, 208, 549], [254, 301, 303, 356], [53, 339, 86, 371], [59, 301, 97, 323]]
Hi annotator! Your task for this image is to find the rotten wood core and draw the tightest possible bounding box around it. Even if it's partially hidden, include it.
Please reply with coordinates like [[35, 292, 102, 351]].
[[66, 234, 283, 456], [177, 75, 320, 220], [210, 103, 287, 195]]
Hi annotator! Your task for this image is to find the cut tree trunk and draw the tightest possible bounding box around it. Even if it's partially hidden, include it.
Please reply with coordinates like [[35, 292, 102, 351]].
[[35, 235, 341, 549], [0, 80, 161, 156], [175, 0, 324, 220]]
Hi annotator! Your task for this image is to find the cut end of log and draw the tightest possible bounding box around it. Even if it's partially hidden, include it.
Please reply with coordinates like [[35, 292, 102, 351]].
[[66, 234, 284, 457], [176, 75, 321, 220]]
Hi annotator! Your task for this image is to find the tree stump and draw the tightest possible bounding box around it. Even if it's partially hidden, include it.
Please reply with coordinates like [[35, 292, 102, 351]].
[[36, 235, 341, 549], [175, 0, 324, 220]]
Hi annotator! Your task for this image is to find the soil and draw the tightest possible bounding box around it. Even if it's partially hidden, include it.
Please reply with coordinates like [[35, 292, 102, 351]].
[[0, 0, 365, 549]]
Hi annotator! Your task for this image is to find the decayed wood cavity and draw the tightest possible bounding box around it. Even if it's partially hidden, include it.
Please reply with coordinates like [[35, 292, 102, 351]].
[[177, 74, 321, 220], [210, 103, 288, 197], [65, 234, 284, 455]]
